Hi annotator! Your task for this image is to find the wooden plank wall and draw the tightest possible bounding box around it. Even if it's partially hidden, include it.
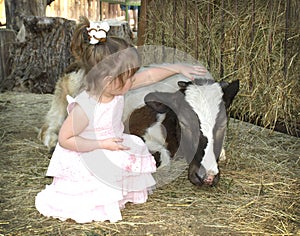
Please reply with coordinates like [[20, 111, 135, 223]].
[[46, 0, 101, 21], [0, 0, 129, 27]]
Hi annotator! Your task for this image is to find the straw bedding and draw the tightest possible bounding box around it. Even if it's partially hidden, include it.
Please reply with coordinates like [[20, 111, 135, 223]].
[[0, 91, 299, 235]]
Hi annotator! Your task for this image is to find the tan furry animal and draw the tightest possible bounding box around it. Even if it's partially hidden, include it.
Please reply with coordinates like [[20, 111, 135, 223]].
[[38, 65, 85, 151]]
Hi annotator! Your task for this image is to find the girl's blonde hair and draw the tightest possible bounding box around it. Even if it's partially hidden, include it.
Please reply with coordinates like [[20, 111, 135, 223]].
[[71, 16, 140, 96]]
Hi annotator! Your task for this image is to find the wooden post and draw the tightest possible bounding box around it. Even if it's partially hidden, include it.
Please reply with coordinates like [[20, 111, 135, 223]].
[[194, 1, 198, 61], [107, 19, 133, 44], [220, 0, 225, 79], [0, 29, 15, 86], [249, 0, 255, 90], [137, 0, 147, 46], [283, 0, 290, 80]]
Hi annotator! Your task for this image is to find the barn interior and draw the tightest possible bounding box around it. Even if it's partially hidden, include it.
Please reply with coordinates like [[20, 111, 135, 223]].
[[0, 0, 299, 235]]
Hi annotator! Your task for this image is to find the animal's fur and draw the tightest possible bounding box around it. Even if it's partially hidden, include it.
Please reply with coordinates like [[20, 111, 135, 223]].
[[38, 68, 85, 150]]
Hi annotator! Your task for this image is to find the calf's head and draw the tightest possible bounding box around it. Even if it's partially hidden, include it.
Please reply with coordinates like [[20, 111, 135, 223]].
[[144, 79, 239, 187]]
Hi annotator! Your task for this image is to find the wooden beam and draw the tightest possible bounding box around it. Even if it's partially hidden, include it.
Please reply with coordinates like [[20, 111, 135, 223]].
[[137, 0, 147, 46]]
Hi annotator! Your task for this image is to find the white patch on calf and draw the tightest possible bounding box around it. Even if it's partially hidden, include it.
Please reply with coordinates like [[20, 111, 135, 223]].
[[142, 113, 171, 168], [185, 83, 223, 175]]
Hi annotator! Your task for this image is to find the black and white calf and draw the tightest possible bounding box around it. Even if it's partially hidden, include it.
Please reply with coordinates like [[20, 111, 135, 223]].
[[39, 67, 239, 187], [123, 77, 239, 186]]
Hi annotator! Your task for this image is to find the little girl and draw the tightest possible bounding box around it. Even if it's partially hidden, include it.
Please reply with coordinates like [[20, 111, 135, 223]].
[[35, 16, 207, 223]]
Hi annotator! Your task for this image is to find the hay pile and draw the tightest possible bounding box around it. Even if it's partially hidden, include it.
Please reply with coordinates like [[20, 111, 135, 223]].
[[143, 0, 300, 136], [0, 91, 299, 235]]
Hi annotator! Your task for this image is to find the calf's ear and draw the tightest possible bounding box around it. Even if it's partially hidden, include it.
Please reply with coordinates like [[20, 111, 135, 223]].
[[146, 101, 170, 114], [222, 80, 239, 109], [144, 93, 170, 114], [177, 81, 192, 89]]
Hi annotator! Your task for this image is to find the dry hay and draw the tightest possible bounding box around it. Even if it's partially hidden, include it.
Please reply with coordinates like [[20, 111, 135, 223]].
[[143, 0, 300, 136], [0, 91, 299, 236]]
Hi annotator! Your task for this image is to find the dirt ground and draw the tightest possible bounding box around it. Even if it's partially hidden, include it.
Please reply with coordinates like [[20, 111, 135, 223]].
[[0, 91, 299, 236]]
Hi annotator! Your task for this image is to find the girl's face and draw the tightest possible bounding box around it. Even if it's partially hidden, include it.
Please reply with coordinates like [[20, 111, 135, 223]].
[[105, 77, 135, 96]]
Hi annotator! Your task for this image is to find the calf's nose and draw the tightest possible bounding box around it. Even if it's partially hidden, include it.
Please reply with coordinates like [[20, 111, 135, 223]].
[[204, 175, 214, 185]]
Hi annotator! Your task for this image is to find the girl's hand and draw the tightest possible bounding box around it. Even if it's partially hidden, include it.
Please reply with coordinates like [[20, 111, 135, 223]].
[[172, 64, 207, 80], [100, 138, 130, 151]]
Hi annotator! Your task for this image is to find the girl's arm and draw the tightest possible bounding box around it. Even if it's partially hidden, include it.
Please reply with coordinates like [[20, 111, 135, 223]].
[[58, 104, 129, 152], [131, 64, 207, 89]]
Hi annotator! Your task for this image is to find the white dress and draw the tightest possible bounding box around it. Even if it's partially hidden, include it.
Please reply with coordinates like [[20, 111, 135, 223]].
[[35, 91, 156, 223]]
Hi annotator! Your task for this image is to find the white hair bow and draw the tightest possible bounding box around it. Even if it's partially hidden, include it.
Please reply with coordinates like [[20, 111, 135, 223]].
[[87, 21, 110, 44]]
